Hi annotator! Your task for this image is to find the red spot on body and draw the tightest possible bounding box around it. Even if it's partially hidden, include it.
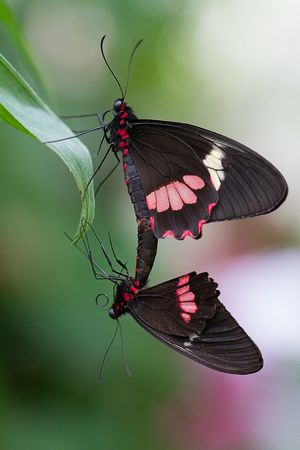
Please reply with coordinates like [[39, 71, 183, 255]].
[[123, 292, 134, 301], [119, 141, 128, 149], [124, 179, 128, 185], [183, 175, 205, 190], [121, 112, 128, 118], [119, 119, 125, 125], [122, 149, 129, 156], [123, 163, 127, 171]]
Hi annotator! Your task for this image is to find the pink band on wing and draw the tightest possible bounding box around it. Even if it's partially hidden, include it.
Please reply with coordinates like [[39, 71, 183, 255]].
[[178, 274, 190, 286], [156, 186, 170, 212], [183, 175, 205, 190], [178, 292, 195, 302], [181, 313, 191, 323], [167, 183, 184, 211], [176, 285, 189, 296], [146, 192, 156, 210], [180, 303, 197, 313]]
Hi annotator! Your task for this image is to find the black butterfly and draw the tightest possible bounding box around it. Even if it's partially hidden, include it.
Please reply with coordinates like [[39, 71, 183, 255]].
[[104, 39, 288, 240], [109, 271, 263, 375], [76, 223, 262, 375], [49, 37, 288, 240]]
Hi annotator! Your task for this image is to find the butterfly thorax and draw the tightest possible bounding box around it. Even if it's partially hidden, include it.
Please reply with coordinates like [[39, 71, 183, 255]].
[[108, 278, 140, 319], [109, 99, 150, 221]]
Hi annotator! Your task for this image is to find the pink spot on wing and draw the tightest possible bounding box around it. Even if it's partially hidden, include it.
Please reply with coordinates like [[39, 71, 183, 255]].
[[156, 186, 170, 212], [180, 303, 197, 313], [178, 275, 190, 286], [176, 285, 189, 296], [179, 292, 195, 302], [146, 192, 156, 210], [174, 182, 197, 204], [167, 183, 184, 211], [183, 175, 205, 190], [181, 313, 191, 323]]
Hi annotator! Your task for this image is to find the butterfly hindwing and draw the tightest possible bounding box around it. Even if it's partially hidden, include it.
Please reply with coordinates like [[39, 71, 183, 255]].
[[128, 272, 263, 374], [129, 120, 288, 238], [129, 127, 218, 239]]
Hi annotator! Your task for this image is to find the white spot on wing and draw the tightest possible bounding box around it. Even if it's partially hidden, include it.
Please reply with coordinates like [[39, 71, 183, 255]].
[[204, 145, 225, 191]]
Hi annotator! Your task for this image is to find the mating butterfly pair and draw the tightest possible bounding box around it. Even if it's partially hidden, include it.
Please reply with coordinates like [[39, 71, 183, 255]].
[[59, 37, 287, 375]]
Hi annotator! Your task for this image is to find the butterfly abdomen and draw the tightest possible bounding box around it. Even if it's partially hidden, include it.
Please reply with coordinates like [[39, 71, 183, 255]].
[[135, 219, 158, 288], [123, 151, 150, 219]]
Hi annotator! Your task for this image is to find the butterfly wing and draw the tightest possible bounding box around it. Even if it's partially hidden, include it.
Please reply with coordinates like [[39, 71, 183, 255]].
[[128, 272, 263, 374], [129, 120, 288, 238]]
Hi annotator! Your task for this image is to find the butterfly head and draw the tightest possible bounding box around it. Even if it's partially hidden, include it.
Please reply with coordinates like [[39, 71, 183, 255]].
[[108, 278, 140, 319], [113, 98, 126, 113]]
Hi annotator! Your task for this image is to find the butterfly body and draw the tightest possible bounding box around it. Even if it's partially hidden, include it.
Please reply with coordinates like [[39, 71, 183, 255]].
[[108, 99, 288, 240]]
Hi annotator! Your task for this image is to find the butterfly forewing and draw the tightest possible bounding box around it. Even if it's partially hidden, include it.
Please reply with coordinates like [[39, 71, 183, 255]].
[[129, 120, 288, 238], [128, 272, 263, 374]]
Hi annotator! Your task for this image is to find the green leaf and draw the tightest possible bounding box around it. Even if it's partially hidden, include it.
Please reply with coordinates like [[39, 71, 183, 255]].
[[0, 0, 47, 95], [0, 52, 95, 242]]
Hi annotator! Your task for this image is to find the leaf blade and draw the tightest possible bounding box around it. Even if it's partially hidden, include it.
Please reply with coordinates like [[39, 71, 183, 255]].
[[0, 52, 95, 241]]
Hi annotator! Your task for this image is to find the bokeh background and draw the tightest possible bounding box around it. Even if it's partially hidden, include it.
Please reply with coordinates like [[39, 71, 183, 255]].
[[1, 0, 299, 449]]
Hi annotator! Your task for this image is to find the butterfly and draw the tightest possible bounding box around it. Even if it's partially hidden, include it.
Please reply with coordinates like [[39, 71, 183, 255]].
[[49, 37, 288, 240], [74, 221, 262, 375], [109, 271, 263, 375]]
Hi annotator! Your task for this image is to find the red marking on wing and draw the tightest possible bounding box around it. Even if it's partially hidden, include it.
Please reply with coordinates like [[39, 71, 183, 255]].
[[176, 285, 189, 296], [180, 302, 197, 313], [174, 181, 197, 204], [178, 275, 190, 286], [156, 186, 170, 212], [146, 175, 205, 214], [176, 276, 197, 322], [167, 184, 184, 210], [178, 292, 195, 302], [146, 191, 156, 210], [208, 202, 216, 215], [183, 175, 205, 190], [181, 313, 191, 323]]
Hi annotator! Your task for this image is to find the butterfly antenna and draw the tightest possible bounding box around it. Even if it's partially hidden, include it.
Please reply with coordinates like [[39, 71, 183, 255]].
[[123, 39, 143, 100], [99, 320, 119, 384], [100, 35, 124, 99], [118, 319, 132, 377]]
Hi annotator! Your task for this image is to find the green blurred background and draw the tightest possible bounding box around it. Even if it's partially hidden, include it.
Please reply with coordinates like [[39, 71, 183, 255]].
[[0, 1, 299, 449]]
